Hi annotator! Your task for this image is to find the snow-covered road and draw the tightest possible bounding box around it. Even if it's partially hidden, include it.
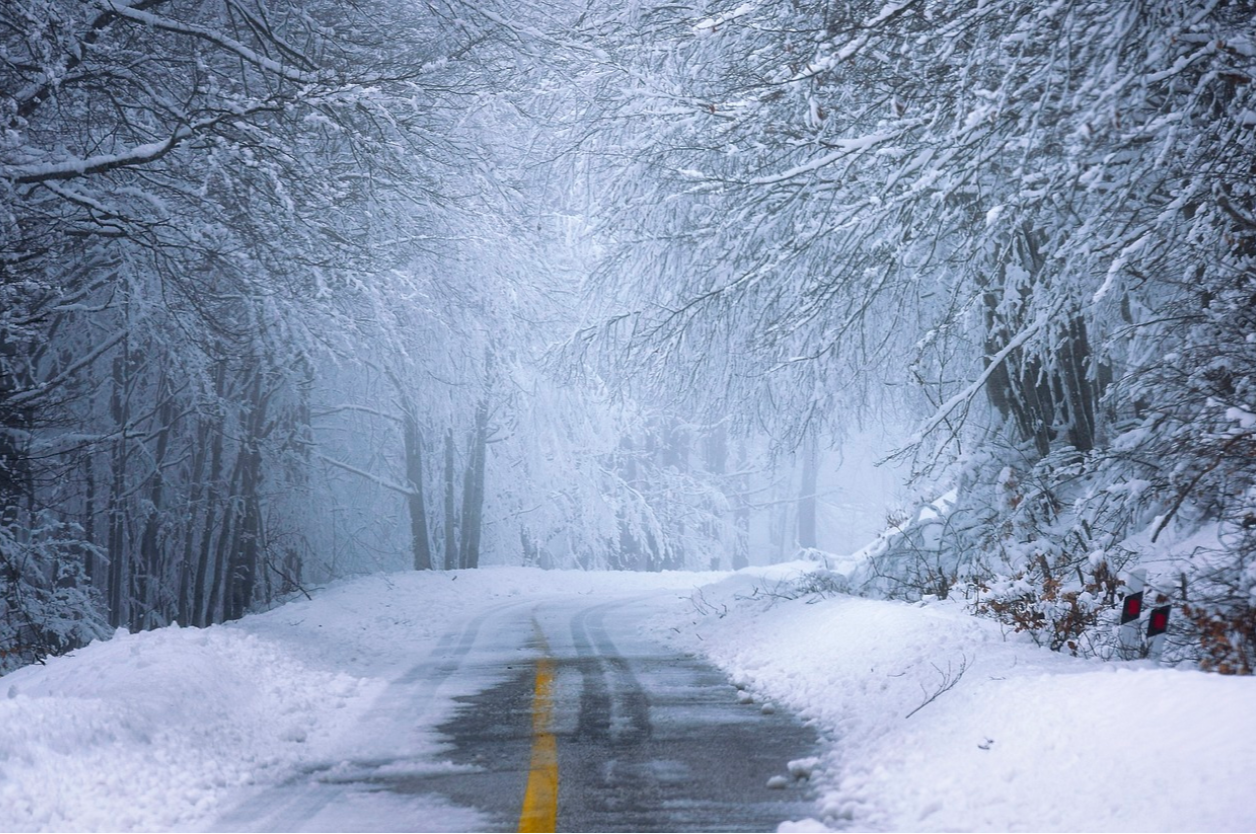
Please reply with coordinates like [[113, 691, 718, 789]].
[[210, 591, 818, 831], [3, 565, 1254, 832], [206, 596, 533, 832]]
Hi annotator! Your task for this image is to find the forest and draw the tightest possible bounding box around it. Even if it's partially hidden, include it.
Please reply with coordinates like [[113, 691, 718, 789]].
[[2, 0, 1254, 674]]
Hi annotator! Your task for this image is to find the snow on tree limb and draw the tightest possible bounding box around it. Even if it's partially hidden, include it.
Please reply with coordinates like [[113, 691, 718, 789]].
[[894, 299, 1066, 458], [314, 452, 419, 498]]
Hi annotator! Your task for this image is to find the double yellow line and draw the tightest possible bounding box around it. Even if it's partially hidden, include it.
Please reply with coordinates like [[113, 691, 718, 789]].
[[518, 623, 559, 833]]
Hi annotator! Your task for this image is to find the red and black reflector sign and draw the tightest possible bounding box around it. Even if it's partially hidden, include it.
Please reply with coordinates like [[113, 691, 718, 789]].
[[1147, 606, 1171, 637], [1121, 591, 1144, 624]]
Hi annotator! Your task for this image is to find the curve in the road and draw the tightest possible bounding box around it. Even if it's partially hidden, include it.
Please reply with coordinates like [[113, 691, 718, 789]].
[[437, 596, 821, 832]]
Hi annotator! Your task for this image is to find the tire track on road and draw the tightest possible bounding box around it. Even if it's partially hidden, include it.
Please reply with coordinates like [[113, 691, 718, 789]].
[[211, 598, 533, 832]]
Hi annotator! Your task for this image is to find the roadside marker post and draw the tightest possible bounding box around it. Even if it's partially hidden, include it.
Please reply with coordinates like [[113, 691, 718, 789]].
[[1118, 569, 1146, 660], [1116, 569, 1174, 661], [1146, 604, 1171, 659]]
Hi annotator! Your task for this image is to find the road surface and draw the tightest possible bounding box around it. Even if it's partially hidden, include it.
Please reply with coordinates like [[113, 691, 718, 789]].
[[211, 592, 819, 832]]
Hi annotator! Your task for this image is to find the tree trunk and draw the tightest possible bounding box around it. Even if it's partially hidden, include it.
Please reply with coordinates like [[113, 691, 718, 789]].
[[106, 353, 129, 629], [1058, 314, 1098, 453], [403, 409, 433, 571], [207, 441, 246, 626], [192, 363, 227, 628], [176, 424, 209, 627], [443, 428, 457, 570], [0, 328, 34, 534], [797, 429, 818, 550], [704, 424, 728, 570], [732, 440, 750, 570], [458, 399, 488, 570], [982, 229, 1106, 458], [227, 372, 268, 621], [136, 383, 175, 629], [83, 451, 97, 586]]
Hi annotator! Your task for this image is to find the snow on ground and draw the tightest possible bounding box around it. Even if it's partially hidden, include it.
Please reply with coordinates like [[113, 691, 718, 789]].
[[652, 564, 1256, 833], [1, 563, 1253, 832], [0, 568, 705, 832]]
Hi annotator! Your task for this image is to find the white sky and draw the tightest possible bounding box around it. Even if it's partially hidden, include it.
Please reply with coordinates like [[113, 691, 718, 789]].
[[2, 565, 1250, 832]]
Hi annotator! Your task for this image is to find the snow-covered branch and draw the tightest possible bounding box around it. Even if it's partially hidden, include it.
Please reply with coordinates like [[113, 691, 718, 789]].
[[313, 452, 417, 497]]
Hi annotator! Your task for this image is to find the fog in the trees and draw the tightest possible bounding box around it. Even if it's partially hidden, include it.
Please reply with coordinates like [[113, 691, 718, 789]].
[[2, 0, 1253, 672]]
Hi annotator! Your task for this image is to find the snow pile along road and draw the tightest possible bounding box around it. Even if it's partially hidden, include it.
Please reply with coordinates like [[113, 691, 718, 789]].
[[655, 565, 1256, 833], [0, 623, 372, 831]]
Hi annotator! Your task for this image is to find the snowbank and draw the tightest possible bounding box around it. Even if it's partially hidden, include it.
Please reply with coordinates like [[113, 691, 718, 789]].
[[656, 566, 1256, 832]]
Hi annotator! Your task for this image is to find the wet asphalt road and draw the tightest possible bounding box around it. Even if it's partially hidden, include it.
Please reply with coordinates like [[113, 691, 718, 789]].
[[211, 593, 820, 832], [425, 599, 819, 831]]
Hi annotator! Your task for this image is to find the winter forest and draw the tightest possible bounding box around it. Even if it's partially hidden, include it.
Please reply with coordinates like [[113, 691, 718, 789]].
[[2, 0, 1254, 675]]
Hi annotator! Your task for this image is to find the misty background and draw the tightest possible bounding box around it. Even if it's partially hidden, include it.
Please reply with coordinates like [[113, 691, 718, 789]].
[[2, 0, 1254, 673]]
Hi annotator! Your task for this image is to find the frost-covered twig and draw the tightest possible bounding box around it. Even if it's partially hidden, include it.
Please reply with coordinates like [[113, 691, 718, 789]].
[[689, 588, 727, 618], [905, 654, 968, 719]]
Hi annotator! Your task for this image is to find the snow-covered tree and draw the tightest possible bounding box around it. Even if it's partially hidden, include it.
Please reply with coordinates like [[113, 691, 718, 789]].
[[571, 0, 1256, 661], [0, 0, 507, 642]]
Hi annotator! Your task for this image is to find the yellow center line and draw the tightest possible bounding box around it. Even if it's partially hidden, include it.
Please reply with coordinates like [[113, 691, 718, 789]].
[[518, 622, 559, 833]]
